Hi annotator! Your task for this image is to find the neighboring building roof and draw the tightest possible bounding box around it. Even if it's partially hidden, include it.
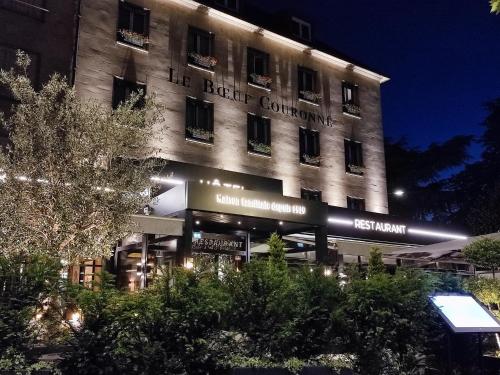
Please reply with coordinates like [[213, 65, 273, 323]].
[[168, 0, 390, 83]]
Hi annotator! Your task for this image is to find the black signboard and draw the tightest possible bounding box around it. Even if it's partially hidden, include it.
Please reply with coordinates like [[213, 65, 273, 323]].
[[192, 232, 246, 254]]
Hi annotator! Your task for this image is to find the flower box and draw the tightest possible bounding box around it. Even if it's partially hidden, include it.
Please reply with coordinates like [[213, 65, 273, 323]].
[[249, 140, 271, 155], [187, 127, 213, 142], [250, 73, 272, 88], [300, 91, 322, 103], [189, 52, 218, 69], [343, 103, 361, 117], [118, 29, 149, 48], [302, 154, 320, 166], [347, 164, 365, 175]]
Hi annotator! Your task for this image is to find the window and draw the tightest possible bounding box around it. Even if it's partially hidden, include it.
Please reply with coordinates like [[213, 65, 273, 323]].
[[78, 259, 103, 287], [291, 17, 311, 41], [247, 48, 271, 89], [347, 196, 365, 211], [187, 26, 216, 70], [186, 97, 214, 144], [299, 128, 320, 166], [342, 81, 361, 117], [0, 0, 46, 21], [112, 77, 146, 109], [301, 188, 322, 202], [345, 139, 364, 175], [298, 66, 320, 103], [117, 1, 150, 50], [214, 0, 239, 11], [247, 113, 271, 156]]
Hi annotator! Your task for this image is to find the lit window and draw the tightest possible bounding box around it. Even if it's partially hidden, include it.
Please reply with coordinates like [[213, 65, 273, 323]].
[[342, 81, 361, 117], [291, 17, 311, 41], [345, 139, 364, 175], [187, 26, 216, 70], [112, 77, 146, 109], [247, 114, 271, 156], [299, 128, 320, 166], [298, 66, 320, 103], [186, 97, 214, 144], [117, 1, 150, 50], [301, 188, 322, 202], [347, 196, 365, 211], [247, 48, 271, 89]]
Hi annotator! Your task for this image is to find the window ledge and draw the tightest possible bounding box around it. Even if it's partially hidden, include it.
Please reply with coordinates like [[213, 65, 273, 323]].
[[300, 162, 320, 169], [248, 151, 272, 158], [298, 98, 320, 107], [187, 63, 215, 74], [116, 41, 149, 54], [345, 171, 364, 178], [185, 137, 214, 146], [247, 82, 271, 92], [342, 111, 362, 120]]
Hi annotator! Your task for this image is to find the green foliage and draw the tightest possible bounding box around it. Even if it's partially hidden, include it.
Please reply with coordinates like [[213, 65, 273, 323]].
[[0, 255, 62, 373], [343, 269, 434, 374], [464, 277, 500, 316], [0, 51, 163, 261], [267, 232, 287, 271], [367, 247, 385, 277], [492, 0, 500, 14], [463, 237, 500, 277]]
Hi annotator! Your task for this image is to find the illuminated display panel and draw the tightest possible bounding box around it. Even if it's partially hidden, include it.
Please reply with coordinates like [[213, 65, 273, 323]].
[[430, 294, 500, 333]]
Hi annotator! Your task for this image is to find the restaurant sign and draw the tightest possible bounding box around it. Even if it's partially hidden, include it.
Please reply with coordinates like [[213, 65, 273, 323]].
[[192, 233, 246, 254]]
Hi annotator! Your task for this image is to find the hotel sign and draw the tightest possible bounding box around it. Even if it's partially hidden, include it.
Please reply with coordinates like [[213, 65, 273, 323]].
[[354, 219, 406, 235]]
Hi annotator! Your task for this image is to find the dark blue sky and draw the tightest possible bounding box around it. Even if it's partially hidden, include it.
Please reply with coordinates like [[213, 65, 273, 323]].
[[252, 0, 500, 154]]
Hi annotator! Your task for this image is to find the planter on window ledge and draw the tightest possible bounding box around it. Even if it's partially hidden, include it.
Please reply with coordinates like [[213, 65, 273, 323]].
[[302, 154, 320, 166], [300, 91, 322, 103], [187, 127, 214, 142], [347, 164, 365, 175], [250, 73, 272, 88], [342, 103, 361, 117], [249, 140, 271, 155], [118, 29, 149, 48], [189, 52, 218, 69]]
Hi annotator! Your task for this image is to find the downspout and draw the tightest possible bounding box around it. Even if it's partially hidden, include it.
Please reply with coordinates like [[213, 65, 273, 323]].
[[70, 0, 82, 86]]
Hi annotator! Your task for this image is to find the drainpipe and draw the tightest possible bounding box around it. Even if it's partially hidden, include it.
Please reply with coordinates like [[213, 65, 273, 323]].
[[70, 0, 82, 86]]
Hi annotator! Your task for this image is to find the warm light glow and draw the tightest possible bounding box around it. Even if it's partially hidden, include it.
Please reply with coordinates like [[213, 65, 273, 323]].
[[184, 257, 194, 270], [324, 267, 333, 277], [279, 221, 283, 225], [195, 220, 200, 225], [407, 228, 467, 240]]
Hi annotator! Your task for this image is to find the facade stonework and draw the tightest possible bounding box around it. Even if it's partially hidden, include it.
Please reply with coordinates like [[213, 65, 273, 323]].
[[75, 0, 389, 213]]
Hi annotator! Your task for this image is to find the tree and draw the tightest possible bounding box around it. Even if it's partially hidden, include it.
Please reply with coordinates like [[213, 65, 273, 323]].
[[492, 0, 500, 14], [0, 51, 163, 262], [384, 135, 472, 221], [267, 232, 287, 271], [463, 237, 500, 278], [367, 247, 385, 277]]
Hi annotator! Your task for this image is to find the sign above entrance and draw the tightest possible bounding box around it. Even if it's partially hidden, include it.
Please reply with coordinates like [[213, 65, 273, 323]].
[[192, 232, 246, 254], [216, 193, 306, 216], [354, 219, 406, 235]]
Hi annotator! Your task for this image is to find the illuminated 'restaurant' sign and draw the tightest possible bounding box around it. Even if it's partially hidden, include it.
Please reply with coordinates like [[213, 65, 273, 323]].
[[216, 193, 306, 215], [354, 219, 407, 234]]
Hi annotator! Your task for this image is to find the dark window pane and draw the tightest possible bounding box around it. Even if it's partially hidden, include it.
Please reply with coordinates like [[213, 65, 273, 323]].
[[248, 114, 271, 155], [301, 189, 322, 201], [186, 97, 214, 143], [112, 77, 146, 109], [292, 20, 300, 36]]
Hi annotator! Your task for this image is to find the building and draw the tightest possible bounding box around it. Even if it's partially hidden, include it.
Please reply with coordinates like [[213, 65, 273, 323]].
[[72, 0, 468, 290], [0, 0, 80, 146]]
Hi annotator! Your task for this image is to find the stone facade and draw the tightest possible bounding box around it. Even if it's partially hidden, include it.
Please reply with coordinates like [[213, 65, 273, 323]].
[[75, 0, 389, 214]]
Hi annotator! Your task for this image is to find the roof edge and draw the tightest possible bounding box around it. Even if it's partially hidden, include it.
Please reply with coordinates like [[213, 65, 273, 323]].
[[165, 0, 390, 83]]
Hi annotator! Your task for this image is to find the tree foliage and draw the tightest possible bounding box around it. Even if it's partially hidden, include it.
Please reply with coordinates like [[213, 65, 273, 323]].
[[463, 237, 500, 278], [367, 247, 385, 277], [0, 51, 163, 262], [492, 0, 500, 14]]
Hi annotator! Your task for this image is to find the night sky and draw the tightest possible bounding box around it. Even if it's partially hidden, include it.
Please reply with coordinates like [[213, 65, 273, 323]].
[[250, 0, 500, 156]]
